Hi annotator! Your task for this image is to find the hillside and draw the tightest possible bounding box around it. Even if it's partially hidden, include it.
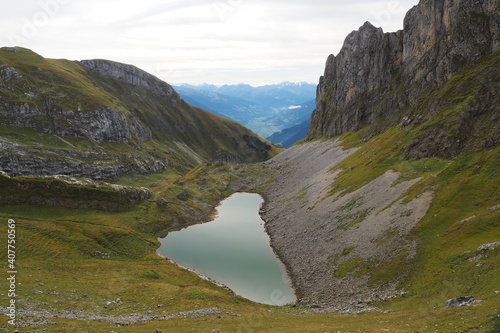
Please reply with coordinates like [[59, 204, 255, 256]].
[[0, 47, 280, 181], [265, 119, 309, 148], [252, 0, 499, 326]]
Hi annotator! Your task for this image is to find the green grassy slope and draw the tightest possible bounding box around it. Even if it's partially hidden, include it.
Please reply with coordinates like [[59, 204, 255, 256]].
[[0, 157, 498, 332], [0, 47, 281, 180]]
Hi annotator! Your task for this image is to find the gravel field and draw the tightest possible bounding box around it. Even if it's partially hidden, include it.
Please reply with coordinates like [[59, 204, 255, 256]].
[[259, 140, 433, 311]]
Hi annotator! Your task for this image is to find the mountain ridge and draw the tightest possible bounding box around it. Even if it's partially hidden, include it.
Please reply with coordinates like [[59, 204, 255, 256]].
[[308, 0, 499, 159], [0, 47, 280, 180], [254, 0, 500, 313]]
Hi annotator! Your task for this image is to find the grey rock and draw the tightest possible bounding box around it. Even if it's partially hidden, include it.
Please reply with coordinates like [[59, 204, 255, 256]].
[[119, 186, 153, 204], [478, 241, 500, 251], [5, 47, 20, 53], [309, 0, 500, 158], [176, 191, 191, 201], [213, 150, 243, 164], [156, 198, 168, 206], [80, 59, 181, 105], [0, 64, 22, 84], [445, 296, 476, 308]]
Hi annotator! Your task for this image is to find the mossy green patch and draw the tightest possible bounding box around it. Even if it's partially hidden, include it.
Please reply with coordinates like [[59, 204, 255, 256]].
[[334, 256, 365, 278], [337, 209, 368, 230]]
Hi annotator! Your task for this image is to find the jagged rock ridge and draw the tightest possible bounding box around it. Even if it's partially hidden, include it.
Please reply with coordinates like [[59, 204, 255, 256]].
[[80, 59, 181, 105], [259, 0, 500, 311], [309, 0, 499, 158]]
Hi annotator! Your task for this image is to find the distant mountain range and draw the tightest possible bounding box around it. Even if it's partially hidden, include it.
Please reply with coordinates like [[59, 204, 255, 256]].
[[266, 118, 310, 148], [174, 82, 316, 143]]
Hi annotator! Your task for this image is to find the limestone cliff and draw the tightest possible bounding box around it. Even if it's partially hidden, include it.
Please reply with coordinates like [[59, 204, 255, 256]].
[[80, 59, 181, 105], [309, 0, 499, 158], [260, 0, 500, 312]]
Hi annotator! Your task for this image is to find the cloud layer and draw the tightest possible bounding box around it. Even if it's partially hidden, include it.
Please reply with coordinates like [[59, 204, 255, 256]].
[[1, 0, 418, 85]]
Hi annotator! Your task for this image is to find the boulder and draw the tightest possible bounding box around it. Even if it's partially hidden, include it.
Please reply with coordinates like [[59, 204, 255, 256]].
[[445, 296, 476, 308]]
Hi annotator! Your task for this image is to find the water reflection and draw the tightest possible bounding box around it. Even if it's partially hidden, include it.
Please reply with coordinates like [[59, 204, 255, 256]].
[[158, 193, 296, 305]]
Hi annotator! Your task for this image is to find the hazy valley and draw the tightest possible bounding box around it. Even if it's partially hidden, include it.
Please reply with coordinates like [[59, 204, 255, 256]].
[[174, 83, 316, 146]]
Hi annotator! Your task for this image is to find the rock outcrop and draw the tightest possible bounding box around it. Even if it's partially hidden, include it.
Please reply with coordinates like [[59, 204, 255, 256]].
[[0, 139, 168, 180], [0, 64, 22, 84], [0, 103, 152, 143], [213, 150, 243, 164], [0, 173, 153, 211], [80, 59, 182, 105], [309, 0, 500, 158], [445, 296, 477, 308]]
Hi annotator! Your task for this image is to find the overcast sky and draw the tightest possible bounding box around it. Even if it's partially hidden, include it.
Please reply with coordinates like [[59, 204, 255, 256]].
[[1, 0, 418, 86]]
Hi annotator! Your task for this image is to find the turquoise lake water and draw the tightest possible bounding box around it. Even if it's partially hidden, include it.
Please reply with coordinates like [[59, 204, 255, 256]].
[[157, 193, 296, 305]]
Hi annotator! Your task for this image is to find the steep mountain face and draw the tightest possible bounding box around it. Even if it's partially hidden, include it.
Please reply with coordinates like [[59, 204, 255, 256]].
[[309, 0, 499, 158], [258, 0, 499, 311], [0, 48, 280, 180]]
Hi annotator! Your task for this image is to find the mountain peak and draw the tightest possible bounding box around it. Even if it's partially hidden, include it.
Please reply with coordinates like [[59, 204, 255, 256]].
[[80, 59, 181, 104], [308, 0, 499, 159]]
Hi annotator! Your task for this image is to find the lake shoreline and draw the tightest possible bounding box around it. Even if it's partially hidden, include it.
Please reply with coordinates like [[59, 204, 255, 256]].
[[157, 192, 297, 306], [258, 191, 303, 305]]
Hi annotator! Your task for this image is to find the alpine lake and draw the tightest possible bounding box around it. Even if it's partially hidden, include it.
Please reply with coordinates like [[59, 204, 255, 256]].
[[157, 193, 296, 306]]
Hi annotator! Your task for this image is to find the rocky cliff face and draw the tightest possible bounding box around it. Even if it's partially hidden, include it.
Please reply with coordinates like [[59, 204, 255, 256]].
[[309, 0, 500, 158], [0, 103, 152, 143], [311, 22, 403, 137], [0, 139, 168, 180], [261, 0, 500, 312], [80, 59, 181, 106]]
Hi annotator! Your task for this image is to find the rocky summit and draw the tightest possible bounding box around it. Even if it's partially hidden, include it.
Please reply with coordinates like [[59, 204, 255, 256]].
[[309, 0, 499, 158]]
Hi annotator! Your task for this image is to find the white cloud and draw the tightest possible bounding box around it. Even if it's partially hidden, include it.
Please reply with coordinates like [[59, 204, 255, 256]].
[[1, 0, 418, 85]]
